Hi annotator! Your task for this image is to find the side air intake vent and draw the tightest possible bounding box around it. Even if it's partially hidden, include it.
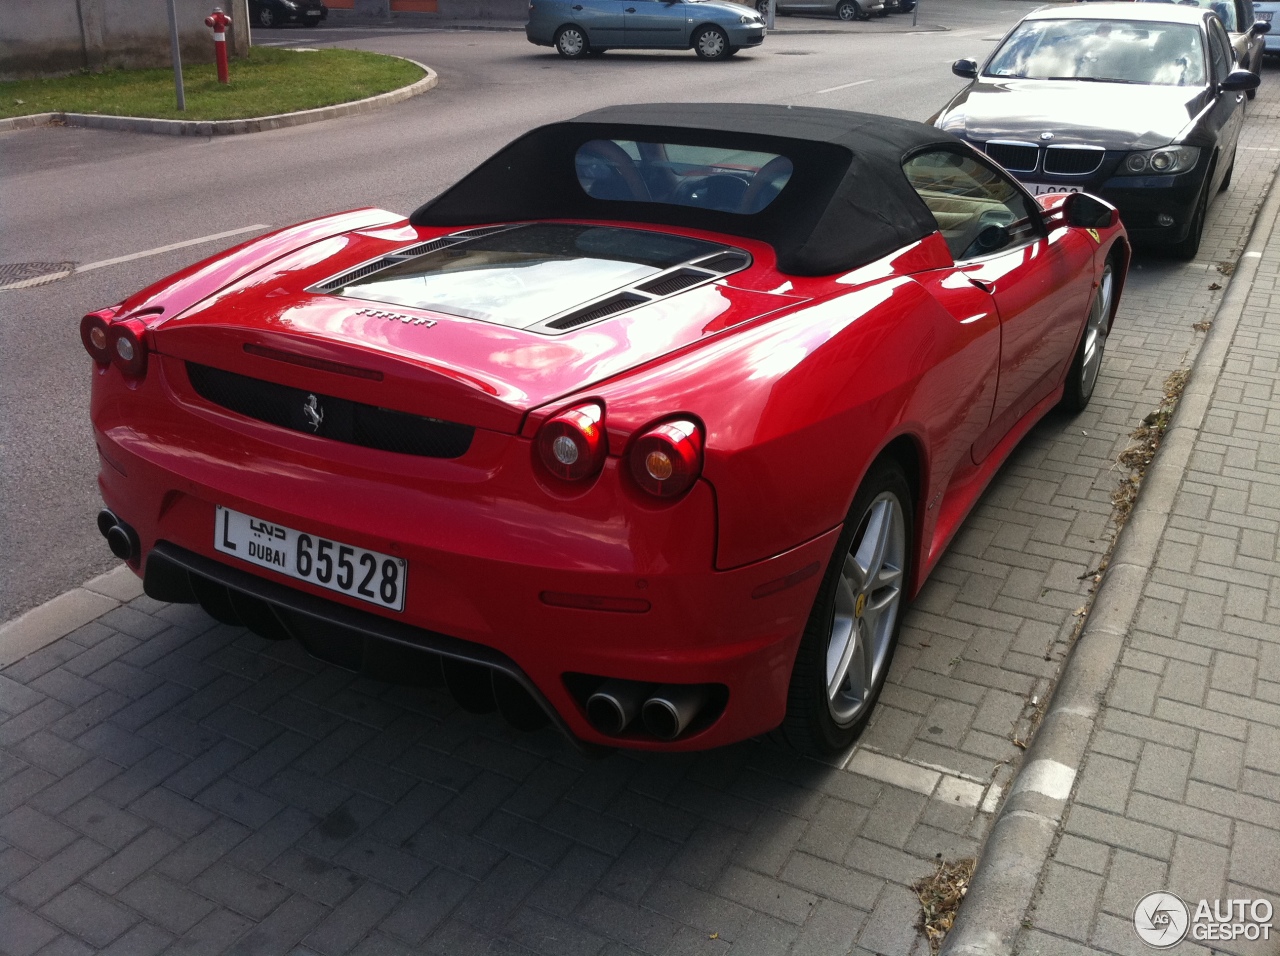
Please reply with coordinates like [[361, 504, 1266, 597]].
[[635, 268, 713, 297], [547, 293, 650, 331]]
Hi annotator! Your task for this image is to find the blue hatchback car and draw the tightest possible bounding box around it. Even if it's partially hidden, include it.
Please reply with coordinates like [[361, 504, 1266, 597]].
[[527, 0, 766, 60]]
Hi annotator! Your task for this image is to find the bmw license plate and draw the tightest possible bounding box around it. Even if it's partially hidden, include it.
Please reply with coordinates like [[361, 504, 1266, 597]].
[[1024, 182, 1085, 196], [214, 506, 406, 611]]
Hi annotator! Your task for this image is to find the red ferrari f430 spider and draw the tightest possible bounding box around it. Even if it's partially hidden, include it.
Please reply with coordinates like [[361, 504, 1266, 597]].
[[84, 105, 1127, 754]]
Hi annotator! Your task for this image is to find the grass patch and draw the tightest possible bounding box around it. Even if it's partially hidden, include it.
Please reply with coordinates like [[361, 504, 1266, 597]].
[[0, 47, 424, 121]]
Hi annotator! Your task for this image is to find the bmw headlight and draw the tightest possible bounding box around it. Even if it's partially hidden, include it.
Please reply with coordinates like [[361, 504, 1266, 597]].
[[1124, 146, 1200, 175]]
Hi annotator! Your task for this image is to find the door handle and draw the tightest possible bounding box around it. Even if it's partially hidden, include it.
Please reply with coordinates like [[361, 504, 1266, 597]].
[[626, 6, 636, 10], [572, 4, 582, 8], [967, 276, 996, 294]]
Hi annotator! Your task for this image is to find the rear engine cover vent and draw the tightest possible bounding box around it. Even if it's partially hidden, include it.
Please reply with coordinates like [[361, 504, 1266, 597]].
[[547, 293, 651, 331], [635, 268, 714, 297], [693, 252, 750, 273]]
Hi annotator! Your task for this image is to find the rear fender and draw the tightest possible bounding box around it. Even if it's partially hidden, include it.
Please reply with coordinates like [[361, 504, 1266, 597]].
[[114, 208, 403, 325]]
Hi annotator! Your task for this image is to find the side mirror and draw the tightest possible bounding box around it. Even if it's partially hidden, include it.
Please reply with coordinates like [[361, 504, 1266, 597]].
[[1221, 67, 1261, 92], [1252, 18, 1271, 34], [1063, 191, 1120, 230], [952, 58, 979, 79]]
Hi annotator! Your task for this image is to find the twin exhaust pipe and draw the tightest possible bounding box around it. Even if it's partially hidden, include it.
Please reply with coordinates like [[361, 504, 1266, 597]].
[[586, 679, 710, 741], [97, 509, 139, 562]]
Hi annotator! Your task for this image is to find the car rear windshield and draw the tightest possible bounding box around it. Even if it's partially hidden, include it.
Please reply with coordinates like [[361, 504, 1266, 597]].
[[334, 223, 726, 329], [985, 19, 1206, 86], [575, 140, 795, 215]]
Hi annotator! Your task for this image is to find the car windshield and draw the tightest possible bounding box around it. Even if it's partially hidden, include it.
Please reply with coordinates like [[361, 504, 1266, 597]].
[[575, 140, 794, 215], [985, 18, 1206, 86]]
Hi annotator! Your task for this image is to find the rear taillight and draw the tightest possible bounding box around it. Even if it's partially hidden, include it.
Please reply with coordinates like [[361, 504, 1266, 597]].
[[629, 419, 703, 498], [537, 403, 607, 481], [107, 318, 149, 379], [80, 309, 115, 366]]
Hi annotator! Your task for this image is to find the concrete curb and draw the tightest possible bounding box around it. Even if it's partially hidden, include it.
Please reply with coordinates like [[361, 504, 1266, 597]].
[[940, 170, 1280, 956], [0, 58, 436, 137], [0, 565, 143, 669]]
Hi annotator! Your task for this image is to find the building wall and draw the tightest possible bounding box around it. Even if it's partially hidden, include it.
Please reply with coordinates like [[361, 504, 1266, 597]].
[[329, 0, 529, 19], [0, 0, 250, 80]]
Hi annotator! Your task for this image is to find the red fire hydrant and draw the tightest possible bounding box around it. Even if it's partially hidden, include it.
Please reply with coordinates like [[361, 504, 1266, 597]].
[[205, 7, 232, 84]]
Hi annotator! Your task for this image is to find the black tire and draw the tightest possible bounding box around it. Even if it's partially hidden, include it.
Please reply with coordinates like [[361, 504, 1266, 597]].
[[1169, 173, 1210, 260], [692, 25, 731, 59], [836, 0, 864, 19], [1060, 254, 1117, 413], [781, 458, 913, 755], [257, 5, 276, 27], [555, 25, 589, 58]]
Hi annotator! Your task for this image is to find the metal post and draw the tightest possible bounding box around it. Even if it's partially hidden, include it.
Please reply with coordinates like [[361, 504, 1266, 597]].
[[167, 0, 186, 111], [767, 0, 776, 31], [912, 0, 918, 28]]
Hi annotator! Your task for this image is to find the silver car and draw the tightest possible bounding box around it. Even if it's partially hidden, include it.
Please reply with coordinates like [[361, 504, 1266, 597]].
[[753, 0, 886, 21], [527, 0, 767, 60]]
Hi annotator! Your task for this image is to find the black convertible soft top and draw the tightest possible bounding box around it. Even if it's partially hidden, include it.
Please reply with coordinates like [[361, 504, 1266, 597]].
[[411, 104, 960, 276]]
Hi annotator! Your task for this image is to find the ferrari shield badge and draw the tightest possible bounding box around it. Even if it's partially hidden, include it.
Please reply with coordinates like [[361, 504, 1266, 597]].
[[1086, 228, 1100, 244]]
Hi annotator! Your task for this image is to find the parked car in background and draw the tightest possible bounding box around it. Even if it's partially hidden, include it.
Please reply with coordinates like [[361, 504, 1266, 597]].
[[527, 0, 765, 59], [1137, 0, 1269, 97], [248, 0, 327, 27], [934, 3, 1259, 258], [754, 0, 886, 20], [1256, 0, 1280, 54], [81, 104, 1126, 755]]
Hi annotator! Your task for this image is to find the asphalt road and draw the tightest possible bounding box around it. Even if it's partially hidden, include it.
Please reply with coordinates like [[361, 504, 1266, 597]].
[[0, 0, 1034, 621]]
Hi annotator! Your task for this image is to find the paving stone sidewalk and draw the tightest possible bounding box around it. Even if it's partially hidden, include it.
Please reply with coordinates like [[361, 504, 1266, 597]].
[[986, 99, 1280, 956], [2, 82, 1279, 956]]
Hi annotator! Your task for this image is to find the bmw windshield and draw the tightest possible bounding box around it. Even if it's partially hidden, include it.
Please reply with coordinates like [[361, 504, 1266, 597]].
[[985, 19, 1206, 86]]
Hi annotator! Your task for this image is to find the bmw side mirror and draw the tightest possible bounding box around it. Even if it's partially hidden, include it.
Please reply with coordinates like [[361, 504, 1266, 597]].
[[952, 58, 979, 79], [1063, 192, 1119, 230], [1221, 67, 1261, 92], [1251, 18, 1271, 34]]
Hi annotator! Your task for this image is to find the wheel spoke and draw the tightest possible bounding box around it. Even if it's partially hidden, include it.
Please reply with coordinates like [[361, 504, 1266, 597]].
[[851, 500, 891, 590]]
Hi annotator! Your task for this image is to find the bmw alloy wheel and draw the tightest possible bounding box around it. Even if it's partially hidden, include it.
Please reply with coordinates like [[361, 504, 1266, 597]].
[[825, 491, 906, 725]]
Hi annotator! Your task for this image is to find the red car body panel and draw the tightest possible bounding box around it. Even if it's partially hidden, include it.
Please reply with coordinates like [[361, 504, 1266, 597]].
[[87, 148, 1127, 751]]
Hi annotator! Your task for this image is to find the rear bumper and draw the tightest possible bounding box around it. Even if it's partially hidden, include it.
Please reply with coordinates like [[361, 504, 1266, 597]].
[[93, 358, 834, 750]]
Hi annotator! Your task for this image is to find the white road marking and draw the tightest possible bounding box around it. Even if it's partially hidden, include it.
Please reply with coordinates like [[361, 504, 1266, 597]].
[[813, 78, 876, 95], [1242, 146, 1280, 151], [76, 224, 272, 274]]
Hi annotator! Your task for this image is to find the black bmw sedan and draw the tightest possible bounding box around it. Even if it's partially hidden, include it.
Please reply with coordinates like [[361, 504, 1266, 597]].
[[933, 3, 1259, 258]]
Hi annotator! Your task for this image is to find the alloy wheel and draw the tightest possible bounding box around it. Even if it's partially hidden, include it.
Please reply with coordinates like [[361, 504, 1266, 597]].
[[824, 492, 905, 725], [1078, 261, 1113, 400]]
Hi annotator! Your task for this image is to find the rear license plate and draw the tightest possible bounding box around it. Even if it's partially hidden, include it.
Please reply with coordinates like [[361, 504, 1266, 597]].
[[307, 8, 321, 13], [1259, 11, 1272, 20], [1024, 182, 1085, 196], [214, 506, 406, 611]]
